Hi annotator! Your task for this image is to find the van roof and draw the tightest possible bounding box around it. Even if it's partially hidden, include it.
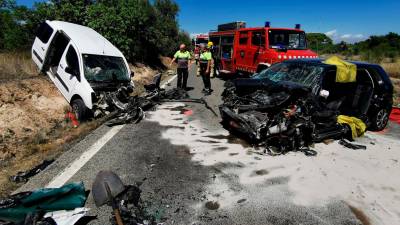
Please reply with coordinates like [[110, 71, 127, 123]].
[[48, 20, 124, 57]]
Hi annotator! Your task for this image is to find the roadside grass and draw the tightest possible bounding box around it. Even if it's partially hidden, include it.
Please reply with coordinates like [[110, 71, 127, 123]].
[[0, 52, 39, 81], [381, 59, 400, 79]]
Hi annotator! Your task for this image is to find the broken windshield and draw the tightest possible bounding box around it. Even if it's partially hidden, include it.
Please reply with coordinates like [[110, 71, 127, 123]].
[[269, 30, 307, 50], [83, 54, 129, 82], [252, 62, 324, 88]]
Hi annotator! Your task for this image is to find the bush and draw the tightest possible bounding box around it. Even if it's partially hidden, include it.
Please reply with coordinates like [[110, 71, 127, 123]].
[[0, 0, 187, 64]]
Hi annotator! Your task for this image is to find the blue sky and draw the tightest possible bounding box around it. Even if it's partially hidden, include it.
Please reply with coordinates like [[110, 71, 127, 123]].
[[17, 0, 400, 43]]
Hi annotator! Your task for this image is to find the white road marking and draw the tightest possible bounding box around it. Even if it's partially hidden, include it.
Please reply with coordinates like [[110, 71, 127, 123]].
[[161, 74, 177, 88], [45, 75, 177, 188], [46, 125, 124, 188]]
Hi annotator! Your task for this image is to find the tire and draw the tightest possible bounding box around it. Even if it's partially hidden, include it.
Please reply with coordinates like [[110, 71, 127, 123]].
[[370, 108, 389, 131], [71, 98, 90, 122]]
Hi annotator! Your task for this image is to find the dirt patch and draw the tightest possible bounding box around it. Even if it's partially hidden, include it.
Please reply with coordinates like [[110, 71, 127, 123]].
[[0, 77, 68, 161], [347, 204, 372, 225]]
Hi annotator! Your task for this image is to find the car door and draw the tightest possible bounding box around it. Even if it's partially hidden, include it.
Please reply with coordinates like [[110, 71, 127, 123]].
[[55, 44, 80, 101], [32, 22, 56, 70]]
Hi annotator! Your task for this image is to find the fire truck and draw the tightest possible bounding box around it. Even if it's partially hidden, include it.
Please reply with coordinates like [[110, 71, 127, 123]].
[[192, 34, 209, 62], [209, 21, 318, 75]]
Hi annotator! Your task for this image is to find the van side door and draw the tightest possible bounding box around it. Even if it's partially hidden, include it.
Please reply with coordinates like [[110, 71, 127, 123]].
[[32, 22, 56, 70], [55, 44, 81, 101]]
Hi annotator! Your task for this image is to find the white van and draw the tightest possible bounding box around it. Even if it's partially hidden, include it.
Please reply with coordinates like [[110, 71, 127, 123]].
[[32, 20, 133, 121]]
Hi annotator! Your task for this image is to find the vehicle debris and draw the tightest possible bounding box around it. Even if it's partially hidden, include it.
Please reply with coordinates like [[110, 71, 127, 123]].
[[0, 182, 88, 224], [9, 159, 54, 183], [219, 57, 393, 155], [338, 139, 367, 150], [92, 171, 164, 225], [102, 74, 218, 126]]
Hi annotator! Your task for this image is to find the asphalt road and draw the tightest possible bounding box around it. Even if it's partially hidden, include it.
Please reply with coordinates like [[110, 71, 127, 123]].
[[18, 65, 400, 225]]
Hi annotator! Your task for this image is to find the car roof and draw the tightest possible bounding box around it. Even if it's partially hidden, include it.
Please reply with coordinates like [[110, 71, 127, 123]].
[[284, 58, 380, 68], [48, 20, 124, 57]]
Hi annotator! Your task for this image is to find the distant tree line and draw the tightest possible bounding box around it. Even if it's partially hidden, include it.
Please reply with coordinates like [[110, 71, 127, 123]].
[[0, 0, 191, 63], [307, 32, 400, 63]]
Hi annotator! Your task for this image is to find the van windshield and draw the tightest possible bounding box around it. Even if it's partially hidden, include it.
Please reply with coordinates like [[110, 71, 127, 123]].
[[268, 30, 307, 50], [83, 54, 129, 82]]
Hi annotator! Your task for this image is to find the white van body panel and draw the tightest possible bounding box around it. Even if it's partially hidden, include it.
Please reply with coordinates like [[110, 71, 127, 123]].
[[48, 21, 125, 57], [31, 20, 131, 110], [31, 22, 57, 70]]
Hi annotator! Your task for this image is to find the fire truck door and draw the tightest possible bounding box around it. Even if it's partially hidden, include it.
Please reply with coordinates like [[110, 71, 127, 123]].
[[235, 31, 250, 70], [249, 30, 266, 72]]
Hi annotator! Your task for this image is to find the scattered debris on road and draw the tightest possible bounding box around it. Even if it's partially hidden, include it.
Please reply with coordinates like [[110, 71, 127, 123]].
[[103, 74, 218, 126], [338, 139, 367, 150], [0, 182, 88, 224], [9, 159, 54, 183], [92, 170, 164, 225]]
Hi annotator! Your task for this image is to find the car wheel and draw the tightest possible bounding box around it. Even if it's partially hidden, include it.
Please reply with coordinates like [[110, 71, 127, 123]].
[[370, 108, 389, 131], [71, 99, 89, 122]]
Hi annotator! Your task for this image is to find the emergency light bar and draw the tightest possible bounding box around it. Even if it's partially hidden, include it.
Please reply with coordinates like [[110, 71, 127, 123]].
[[295, 24, 301, 29], [265, 21, 271, 27]]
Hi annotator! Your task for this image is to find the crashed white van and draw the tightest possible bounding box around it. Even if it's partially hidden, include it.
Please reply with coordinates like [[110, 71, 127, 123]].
[[32, 20, 133, 121]]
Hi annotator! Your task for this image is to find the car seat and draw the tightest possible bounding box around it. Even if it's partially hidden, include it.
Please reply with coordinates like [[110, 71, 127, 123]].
[[338, 69, 374, 117]]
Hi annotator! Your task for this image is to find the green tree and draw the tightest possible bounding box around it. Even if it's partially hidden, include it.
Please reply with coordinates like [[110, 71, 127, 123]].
[[86, 0, 157, 61], [306, 33, 334, 54], [152, 0, 179, 56], [0, 0, 31, 50]]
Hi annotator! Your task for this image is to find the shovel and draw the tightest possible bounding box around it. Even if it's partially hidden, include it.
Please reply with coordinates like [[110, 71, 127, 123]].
[[92, 171, 125, 225]]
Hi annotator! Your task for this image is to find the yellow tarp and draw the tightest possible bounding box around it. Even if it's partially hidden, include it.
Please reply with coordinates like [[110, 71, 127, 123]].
[[337, 115, 366, 139], [324, 56, 357, 83]]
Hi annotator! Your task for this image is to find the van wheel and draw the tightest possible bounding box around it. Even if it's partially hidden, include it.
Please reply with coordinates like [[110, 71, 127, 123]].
[[370, 108, 389, 131], [71, 99, 89, 122]]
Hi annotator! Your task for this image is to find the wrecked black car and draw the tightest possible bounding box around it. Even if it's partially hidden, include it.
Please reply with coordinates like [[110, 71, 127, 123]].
[[220, 59, 393, 155]]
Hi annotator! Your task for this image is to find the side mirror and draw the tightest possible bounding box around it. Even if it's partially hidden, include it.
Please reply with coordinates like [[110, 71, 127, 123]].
[[130, 71, 134, 78]]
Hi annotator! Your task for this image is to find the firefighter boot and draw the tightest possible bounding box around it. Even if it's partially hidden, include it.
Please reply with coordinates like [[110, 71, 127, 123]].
[[210, 63, 215, 78]]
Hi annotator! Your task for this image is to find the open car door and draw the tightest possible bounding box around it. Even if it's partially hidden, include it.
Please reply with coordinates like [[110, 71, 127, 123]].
[[32, 21, 56, 71]]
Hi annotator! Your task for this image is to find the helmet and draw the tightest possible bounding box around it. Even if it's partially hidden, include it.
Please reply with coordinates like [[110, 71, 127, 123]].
[[207, 41, 213, 47]]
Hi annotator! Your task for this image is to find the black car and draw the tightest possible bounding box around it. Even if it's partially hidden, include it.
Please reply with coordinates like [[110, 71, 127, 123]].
[[219, 59, 393, 154]]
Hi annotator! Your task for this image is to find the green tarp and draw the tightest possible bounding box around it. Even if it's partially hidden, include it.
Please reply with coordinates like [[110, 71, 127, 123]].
[[0, 182, 87, 223]]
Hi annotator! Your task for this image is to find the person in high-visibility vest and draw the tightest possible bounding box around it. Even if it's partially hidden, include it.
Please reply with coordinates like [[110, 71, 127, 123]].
[[208, 41, 216, 78], [198, 43, 213, 94], [170, 44, 192, 89]]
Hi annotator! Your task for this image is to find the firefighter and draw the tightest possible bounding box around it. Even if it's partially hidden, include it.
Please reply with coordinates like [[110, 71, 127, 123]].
[[198, 43, 213, 94], [170, 44, 192, 89], [208, 41, 216, 78]]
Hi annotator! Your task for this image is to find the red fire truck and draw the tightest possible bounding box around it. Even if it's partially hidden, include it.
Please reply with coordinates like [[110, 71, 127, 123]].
[[209, 21, 318, 75]]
